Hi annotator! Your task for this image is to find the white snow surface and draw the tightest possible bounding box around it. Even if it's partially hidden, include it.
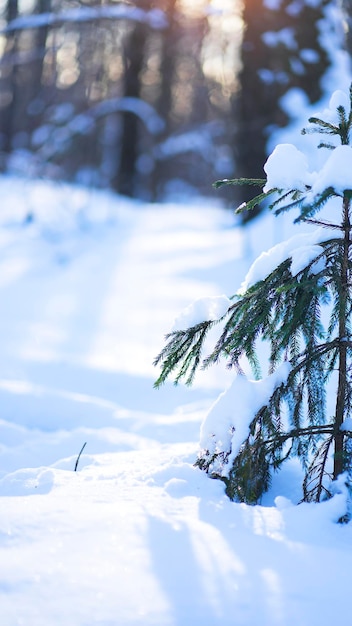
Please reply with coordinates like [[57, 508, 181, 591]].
[[0, 175, 351, 625]]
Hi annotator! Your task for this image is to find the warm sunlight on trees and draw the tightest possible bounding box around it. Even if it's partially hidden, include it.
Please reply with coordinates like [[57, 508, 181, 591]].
[[0, 0, 347, 205]]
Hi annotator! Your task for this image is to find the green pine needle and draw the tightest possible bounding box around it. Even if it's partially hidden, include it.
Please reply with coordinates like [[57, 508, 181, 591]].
[[212, 177, 266, 189]]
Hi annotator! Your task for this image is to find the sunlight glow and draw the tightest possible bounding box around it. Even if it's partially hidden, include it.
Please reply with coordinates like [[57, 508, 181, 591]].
[[201, 0, 244, 91], [178, 0, 241, 19], [175, 0, 244, 94], [177, 0, 209, 18]]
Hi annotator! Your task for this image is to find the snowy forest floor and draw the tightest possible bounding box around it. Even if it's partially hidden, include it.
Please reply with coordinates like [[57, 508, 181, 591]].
[[0, 176, 351, 626]]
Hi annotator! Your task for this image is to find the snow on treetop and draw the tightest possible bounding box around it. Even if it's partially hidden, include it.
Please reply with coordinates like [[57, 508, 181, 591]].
[[263, 143, 316, 193], [315, 89, 350, 124], [239, 127, 352, 294]]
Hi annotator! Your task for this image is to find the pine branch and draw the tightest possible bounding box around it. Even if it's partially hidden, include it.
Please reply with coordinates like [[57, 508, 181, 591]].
[[337, 105, 350, 145], [302, 117, 339, 135], [302, 218, 344, 230], [318, 142, 336, 150], [294, 187, 340, 222], [264, 424, 336, 447], [268, 189, 306, 216], [212, 177, 266, 189], [154, 319, 217, 387], [302, 436, 334, 502], [235, 191, 276, 214]]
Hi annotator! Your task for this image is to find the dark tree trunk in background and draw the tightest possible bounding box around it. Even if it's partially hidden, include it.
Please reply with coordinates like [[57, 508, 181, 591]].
[[14, 0, 52, 148], [117, 19, 148, 197], [158, 0, 177, 123], [28, 0, 51, 106], [150, 0, 177, 198], [234, 0, 330, 222], [0, 0, 19, 158]]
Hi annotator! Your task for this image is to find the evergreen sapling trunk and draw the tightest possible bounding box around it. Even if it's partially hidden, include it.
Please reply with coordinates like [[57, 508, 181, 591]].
[[154, 86, 352, 508]]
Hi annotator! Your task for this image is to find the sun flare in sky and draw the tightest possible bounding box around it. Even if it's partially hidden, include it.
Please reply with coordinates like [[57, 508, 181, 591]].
[[176, 0, 243, 91]]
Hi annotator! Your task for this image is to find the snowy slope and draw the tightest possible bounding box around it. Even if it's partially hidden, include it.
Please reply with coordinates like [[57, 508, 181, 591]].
[[0, 176, 351, 626]]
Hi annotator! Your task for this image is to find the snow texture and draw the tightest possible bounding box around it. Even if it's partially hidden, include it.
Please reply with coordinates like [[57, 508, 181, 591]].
[[263, 143, 316, 192], [263, 140, 352, 210], [0, 174, 351, 625], [310, 144, 352, 195], [172, 295, 231, 331], [315, 89, 351, 124], [199, 362, 292, 476], [238, 228, 331, 293]]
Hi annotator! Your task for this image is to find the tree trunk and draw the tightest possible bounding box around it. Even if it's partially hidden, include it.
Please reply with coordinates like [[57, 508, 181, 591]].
[[28, 0, 51, 103], [234, 0, 330, 222], [334, 194, 351, 479], [0, 0, 19, 157], [116, 20, 148, 197]]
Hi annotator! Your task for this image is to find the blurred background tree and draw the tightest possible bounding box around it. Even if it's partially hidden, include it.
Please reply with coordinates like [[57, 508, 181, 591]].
[[233, 0, 331, 219], [0, 0, 349, 211]]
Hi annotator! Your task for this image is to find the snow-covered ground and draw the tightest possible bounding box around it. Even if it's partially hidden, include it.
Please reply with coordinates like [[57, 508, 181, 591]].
[[0, 175, 351, 626]]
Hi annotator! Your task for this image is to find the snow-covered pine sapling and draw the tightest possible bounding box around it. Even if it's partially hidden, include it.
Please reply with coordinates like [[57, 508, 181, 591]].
[[154, 85, 352, 506]]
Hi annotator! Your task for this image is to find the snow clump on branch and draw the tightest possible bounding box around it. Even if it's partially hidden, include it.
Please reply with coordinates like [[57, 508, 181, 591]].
[[263, 143, 316, 192], [172, 295, 231, 331], [199, 362, 292, 477]]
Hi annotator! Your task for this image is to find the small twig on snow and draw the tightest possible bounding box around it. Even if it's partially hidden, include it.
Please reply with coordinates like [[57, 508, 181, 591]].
[[74, 442, 87, 472]]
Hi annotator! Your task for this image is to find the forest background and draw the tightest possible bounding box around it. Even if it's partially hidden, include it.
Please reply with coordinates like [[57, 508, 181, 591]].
[[1, 2, 352, 623], [0, 0, 350, 210]]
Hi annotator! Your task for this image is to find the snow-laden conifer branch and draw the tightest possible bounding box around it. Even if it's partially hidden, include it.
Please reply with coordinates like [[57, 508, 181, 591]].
[[303, 436, 334, 502], [155, 237, 344, 384], [302, 117, 340, 135], [155, 83, 352, 508]]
